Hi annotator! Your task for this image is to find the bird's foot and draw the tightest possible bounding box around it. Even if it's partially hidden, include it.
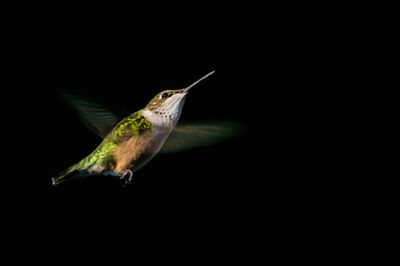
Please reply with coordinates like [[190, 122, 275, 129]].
[[120, 169, 134, 187]]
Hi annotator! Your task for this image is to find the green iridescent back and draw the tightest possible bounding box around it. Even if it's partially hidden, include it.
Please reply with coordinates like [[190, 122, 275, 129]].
[[65, 112, 152, 172]]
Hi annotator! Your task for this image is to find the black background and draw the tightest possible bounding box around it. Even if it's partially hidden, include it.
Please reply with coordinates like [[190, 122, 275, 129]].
[[36, 50, 319, 227], [40, 54, 254, 216], [4, 11, 341, 262], [21, 43, 314, 217], [32, 50, 300, 219]]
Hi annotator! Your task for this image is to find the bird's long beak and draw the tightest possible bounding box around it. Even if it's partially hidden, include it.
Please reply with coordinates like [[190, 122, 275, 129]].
[[183, 71, 215, 93]]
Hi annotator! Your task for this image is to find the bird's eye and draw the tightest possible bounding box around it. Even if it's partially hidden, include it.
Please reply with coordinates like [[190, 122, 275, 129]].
[[161, 92, 171, 99]]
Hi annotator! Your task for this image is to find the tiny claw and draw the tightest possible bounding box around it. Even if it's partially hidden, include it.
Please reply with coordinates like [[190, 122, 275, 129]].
[[120, 170, 134, 187]]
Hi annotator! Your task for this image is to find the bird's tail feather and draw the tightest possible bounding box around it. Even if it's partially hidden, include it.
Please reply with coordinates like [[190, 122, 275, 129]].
[[52, 170, 90, 186]]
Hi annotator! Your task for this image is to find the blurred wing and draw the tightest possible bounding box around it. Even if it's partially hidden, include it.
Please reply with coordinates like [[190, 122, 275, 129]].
[[160, 121, 243, 153], [60, 91, 123, 138]]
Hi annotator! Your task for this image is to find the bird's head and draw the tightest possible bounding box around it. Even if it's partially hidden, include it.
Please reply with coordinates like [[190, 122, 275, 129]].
[[144, 71, 215, 127]]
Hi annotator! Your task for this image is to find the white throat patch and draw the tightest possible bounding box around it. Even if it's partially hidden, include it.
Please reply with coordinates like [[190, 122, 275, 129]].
[[142, 110, 169, 126], [143, 94, 186, 127]]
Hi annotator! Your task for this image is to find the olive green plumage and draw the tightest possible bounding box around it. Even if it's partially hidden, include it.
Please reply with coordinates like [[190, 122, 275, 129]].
[[58, 112, 152, 178]]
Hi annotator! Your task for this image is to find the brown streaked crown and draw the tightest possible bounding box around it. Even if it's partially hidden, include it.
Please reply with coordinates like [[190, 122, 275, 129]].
[[146, 89, 185, 111]]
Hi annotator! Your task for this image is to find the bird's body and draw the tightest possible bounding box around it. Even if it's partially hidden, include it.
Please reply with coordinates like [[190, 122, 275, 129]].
[[53, 89, 185, 185], [66, 112, 161, 173], [52, 71, 241, 186]]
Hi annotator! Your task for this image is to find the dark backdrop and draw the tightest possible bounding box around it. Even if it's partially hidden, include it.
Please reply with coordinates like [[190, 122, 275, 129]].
[[5, 23, 336, 263], [34, 49, 308, 218], [15, 41, 319, 222], [1, 4, 350, 264], [40, 54, 254, 216]]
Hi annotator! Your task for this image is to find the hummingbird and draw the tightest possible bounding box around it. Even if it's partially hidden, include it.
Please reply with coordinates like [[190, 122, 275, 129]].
[[52, 71, 241, 186]]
